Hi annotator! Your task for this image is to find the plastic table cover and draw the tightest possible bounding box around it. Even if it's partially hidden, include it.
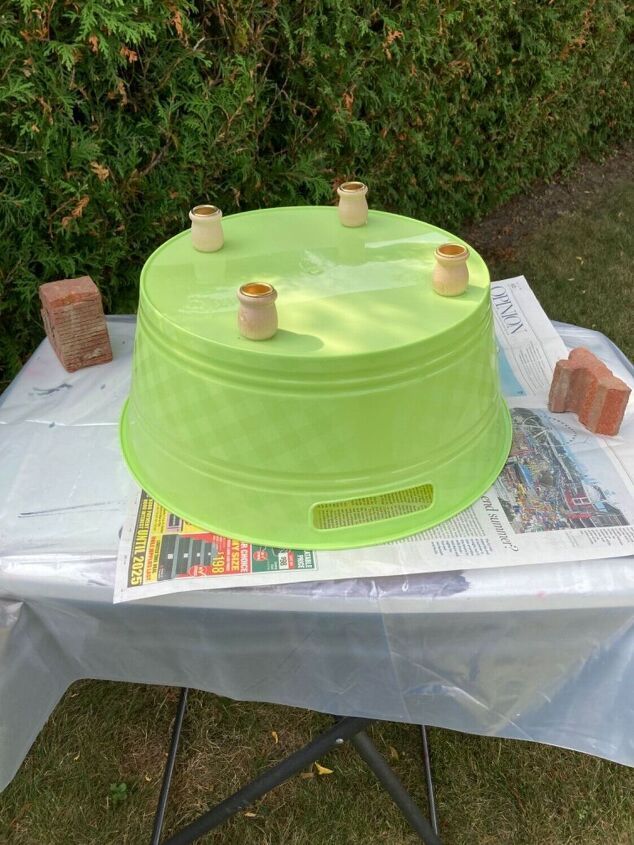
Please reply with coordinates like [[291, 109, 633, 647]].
[[0, 318, 633, 791]]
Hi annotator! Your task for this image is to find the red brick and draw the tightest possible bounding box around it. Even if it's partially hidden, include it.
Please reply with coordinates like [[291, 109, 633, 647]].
[[39, 275, 99, 308], [548, 347, 630, 436], [39, 276, 112, 372]]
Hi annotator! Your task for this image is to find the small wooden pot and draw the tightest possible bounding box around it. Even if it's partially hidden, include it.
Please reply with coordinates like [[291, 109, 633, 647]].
[[432, 243, 470, 296], [337, 181, 369, 227], [237, 282, 278, 341], [189, 204, 224, 252]]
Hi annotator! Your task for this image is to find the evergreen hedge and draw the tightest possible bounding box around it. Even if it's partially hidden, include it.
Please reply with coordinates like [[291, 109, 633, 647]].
[[1, 1, 632, 379]]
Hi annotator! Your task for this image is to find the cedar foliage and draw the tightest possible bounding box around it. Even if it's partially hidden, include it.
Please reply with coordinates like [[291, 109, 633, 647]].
[[1, 1, 632, 379]]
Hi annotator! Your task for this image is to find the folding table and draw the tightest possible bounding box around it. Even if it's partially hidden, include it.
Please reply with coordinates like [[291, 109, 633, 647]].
[[1, 318, 633, 844]]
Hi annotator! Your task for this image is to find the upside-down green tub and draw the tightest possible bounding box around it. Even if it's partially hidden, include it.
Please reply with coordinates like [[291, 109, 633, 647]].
[[120, 206, 512, 549]]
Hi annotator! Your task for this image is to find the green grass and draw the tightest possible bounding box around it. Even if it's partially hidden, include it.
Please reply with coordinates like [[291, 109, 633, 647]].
[[495, 186, 633, 360], [1, 152, 633, 844], [1, 683, 633, 845], [465, 146, 634, 360], [511, 201, 632, 360]]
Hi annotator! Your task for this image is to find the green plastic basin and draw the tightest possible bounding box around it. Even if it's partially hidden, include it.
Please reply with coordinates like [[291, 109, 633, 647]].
[[120, 206, 511, 549]]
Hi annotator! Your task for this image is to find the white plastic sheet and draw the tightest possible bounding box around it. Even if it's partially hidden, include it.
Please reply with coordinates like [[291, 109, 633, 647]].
[[0, 317, 633, 792]]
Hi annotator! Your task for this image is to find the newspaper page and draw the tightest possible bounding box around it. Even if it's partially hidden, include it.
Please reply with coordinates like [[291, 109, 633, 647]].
[[114, 276, 634, 602]]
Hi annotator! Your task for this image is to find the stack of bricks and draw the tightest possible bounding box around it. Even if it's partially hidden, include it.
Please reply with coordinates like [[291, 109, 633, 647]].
[[39, 276, 113, 372], [548, 347, 630, 436]]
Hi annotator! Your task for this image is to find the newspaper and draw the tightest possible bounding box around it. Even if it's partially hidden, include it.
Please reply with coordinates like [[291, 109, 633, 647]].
[[114, 276, 634, 602]]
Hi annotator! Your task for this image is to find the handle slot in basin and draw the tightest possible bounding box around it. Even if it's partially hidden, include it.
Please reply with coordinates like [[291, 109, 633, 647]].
[[311, 484, 434, 530]]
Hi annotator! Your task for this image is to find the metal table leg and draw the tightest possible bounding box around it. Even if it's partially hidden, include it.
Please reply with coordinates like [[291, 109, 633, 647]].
[[151, 694, 444, 845], [421, 725, 439, 835], [150, 688, 189, 845], [160, 715, 373, 845], [351, 730, 443, 845]]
